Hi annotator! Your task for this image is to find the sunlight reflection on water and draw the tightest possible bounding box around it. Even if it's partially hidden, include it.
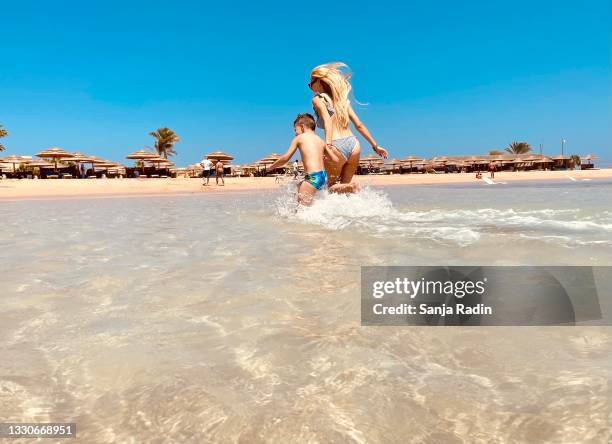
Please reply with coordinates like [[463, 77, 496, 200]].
[[1, 181, 611, 443]]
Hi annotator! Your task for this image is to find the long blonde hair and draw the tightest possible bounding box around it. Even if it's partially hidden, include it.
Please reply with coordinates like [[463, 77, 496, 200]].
[[310, 62, 353, 129]]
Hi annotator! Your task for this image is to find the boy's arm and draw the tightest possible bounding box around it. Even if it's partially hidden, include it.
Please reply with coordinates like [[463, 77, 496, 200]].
[[267, 137, 300, 171]]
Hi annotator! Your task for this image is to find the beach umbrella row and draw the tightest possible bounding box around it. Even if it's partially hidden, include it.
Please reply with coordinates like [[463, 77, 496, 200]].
[[3, 148, 599, 177]]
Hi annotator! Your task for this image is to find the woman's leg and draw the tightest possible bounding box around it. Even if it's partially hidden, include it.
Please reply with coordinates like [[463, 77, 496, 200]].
[[323, 146, 346, 188], [329, 143, 362, 194], [340, 142, 361, 183]]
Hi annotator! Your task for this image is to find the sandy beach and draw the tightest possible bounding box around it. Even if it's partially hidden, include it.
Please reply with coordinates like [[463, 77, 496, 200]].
[[1, 168, 610, 200]]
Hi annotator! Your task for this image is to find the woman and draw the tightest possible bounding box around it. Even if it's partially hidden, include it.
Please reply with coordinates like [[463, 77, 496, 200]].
[[309, 62, 388, 193]]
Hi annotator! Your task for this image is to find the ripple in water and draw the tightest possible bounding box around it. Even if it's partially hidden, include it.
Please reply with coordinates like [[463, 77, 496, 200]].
[[0, 182, 611, 442]]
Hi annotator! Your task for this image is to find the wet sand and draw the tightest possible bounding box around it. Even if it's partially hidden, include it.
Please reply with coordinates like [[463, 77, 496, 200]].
[[0, 169, 610, 200]]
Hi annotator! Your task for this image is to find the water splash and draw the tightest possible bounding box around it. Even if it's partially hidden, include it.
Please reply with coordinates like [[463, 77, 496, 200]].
[[274, 186, 481, 246], [273, 184, 612, 248]]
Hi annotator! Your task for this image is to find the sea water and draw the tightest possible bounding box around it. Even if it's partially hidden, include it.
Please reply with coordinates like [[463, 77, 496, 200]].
[[1, 180, 611, 443]]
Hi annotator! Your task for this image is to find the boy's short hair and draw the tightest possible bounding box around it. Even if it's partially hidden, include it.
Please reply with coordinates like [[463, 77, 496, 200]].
[[293, 113, 316, 131]]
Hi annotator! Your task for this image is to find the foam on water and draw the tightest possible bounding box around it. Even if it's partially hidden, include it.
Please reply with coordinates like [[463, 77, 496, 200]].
[[276, 186, 395, 229], [274, 184, 612, 248]]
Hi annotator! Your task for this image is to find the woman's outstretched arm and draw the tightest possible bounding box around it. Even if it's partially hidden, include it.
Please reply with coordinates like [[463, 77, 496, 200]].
[[348, 106, 388, 159]]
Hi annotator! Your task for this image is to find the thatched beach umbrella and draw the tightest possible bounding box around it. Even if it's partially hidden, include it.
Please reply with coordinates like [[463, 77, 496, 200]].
[[2, 155, 31, 173], [68, 152, 93, 162], [401, 155, 424, 172], [414, 160, 433, 172], [446, 159, 466, 168], [551, 154, 572, 169], [127, 149, 158, 159], [64, 152, 95, 176], [127, 149, 158, 173], [94, 160, 120, 169], [37, 147, 74, 170], [26, 160, 55, 176], [27, 160, 54, 168], [256, 153, 282, 173], [93, 160, 125, 176], [466, 156, 486, 164], [383, 158, 402, 172], [147, 156, 174, 165], [502, 157, 519, 164], [259, 153, 282, 163], [432, 156, 449, 162], [533, 156, 554, 163], [533, 156, 554, 169], [360, 155, 384, 174], [205, 151, 234, 162], [360, 154, 384, 164], [402, 155, 423, 162], [88, 156, 107, 165], [147, 156, 174, 174]]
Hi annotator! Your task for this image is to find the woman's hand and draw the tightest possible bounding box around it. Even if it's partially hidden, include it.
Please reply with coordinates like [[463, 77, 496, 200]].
[[373, 145, 388, 159]]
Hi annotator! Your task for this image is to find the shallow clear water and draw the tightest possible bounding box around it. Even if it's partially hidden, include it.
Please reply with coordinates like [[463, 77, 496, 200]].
[[1, 180, 611, 443]]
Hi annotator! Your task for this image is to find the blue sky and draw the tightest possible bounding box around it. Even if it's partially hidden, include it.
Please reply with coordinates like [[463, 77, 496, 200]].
[[1, 0, 610, 166]]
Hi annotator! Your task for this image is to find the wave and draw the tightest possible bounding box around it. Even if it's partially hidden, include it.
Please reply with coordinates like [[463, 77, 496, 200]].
[[274, 185, 612, 248]]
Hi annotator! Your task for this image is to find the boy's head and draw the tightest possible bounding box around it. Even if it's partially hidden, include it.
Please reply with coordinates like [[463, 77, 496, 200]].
[[293, 113, 316, 135]]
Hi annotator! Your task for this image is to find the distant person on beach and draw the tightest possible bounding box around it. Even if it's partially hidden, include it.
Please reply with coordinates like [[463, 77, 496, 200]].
[[267, 113, 326, 206], [200, 157, 213, 185], [488, 161, 496, 179], [309, 62, 388, 194], [292, 159, 299, 179], [476, 171, 482, 179], [215, 161, 225, 186]]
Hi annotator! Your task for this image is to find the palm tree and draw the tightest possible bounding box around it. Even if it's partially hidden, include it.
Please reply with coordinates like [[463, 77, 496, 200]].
[[0, 124, 8, 152], [489, 150, 504, 155], [570, 154, 581, 170], [505, 141, 532, 155], [149, 127, 180, 158]]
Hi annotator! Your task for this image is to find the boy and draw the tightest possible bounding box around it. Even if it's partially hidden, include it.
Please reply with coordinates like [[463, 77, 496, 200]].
[[267, 113, 327, 206]]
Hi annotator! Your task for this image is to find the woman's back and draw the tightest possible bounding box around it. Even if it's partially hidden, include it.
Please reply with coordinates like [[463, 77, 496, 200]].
[[313, 92, 354, 139]]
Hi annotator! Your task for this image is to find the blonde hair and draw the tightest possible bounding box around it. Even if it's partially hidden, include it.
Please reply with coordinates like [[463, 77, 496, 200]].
[[310, 62, 353, 129]]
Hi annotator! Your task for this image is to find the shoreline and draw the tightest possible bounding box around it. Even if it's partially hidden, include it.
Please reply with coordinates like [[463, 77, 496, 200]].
[[1, 169, 610, 201]]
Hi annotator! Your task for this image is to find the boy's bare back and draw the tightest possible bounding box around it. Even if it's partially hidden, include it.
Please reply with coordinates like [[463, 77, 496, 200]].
[[296, 132, 325, 173]]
